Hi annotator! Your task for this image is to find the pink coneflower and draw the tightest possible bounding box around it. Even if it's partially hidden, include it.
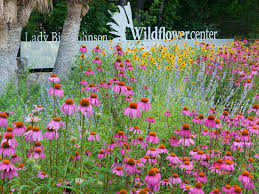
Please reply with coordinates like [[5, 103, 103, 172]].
[[146, 132, 159, 144], [48, 117, 64, 130], [221, 185, 232, 194], [179, 124, 192, 138], [219, 111, 229, 121], [208, 108, 217, 114], [78, 99, 93, 117], [181, 107, 191, 116], [24, 126, 43, 143], [79, 80, 88, 86], [124, 59, 131, 66], [48, 74, 60, 83], [88, 131, 100, 142], [0, 160, 18, 179], [193, 150, 206, 161], [61, 99, 76, 115], [11, 121, 25, 136], [25, 114, 41, 123], [180, 161, 193, 170], [221, 160, 234, 172], [138, 64, 147, 70], [169, 173, 182, 185], [137, 98, 152, 112], [87, 94, 100, 106], [164, 110, 171, 116], [126, 64, 134, 71], [1, 133, 18, 148], [146, 147, 159, 158], [157, 144, 168, 154], [114, 45, 124, 56], [193, 117, 200, 124], [129, 77, 137, 82], [166, 153, 180, 164], [10, 154, 21, 163], [93, 45, 101, 53], [32, 148, 45, 160], [85, 69, 94, 75], [240, 129, 250, 142], [113, 82, 127, 95], [124, 102, 141, 118], [222, 152, 234, 161], [179, 138, 195, 147], [231, 186, 243, 194], [238, 171, 252, 185], [145, 116, 155, 123], [74, 151, 81, 161], [37, 171, 49, 179], [204, 115, 216, 128], [125, 158, 137, 175], [210, 165, 221, 175], [129, 126, 142, 134], [96, 66, 104, 71], [104, 81, 113, 89], [215, 119, 222, 129], [196, 172, 207, 183], [125, 86, 134, 97], [114, 131, 128, 142], [169, 136, 179, 147], [117, 63, 125, 72], [80, 45, 87, 53], [97, 150, 106, 159], [209, 188, 222, 194], [0, 113, 8, 128], [139, 155, 151, 164], [43, 127, 59, 140], [0, 141, 15, 157], [112, 166, 124, 176], [161, 178, 171, 186], [92, 56, 102, 64], [144, 169, 160, 192], [48, 84, 64, 97], [181, 185, 193, 193], [189, 182, 204, 194]]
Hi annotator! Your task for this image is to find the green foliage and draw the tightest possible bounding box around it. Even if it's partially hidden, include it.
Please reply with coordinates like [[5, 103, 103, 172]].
[[21, 0, 258, 40]]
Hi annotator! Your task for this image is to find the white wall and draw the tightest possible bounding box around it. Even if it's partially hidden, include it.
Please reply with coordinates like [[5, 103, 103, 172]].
[[21, 39, 234, 69]]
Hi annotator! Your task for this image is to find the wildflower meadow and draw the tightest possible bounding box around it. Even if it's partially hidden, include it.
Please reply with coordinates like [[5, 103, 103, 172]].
[[0, 40, 258, 194]]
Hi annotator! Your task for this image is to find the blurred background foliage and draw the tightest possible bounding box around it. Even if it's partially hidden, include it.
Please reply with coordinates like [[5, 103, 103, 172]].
[[21, 0, 259, 41]]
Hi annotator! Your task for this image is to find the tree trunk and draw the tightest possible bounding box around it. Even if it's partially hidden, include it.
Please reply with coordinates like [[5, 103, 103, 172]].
[[0, 1, 34, 93], [120, 0, 127, 6], [53, 1, 86, 79], [136, 0, 145, 24]]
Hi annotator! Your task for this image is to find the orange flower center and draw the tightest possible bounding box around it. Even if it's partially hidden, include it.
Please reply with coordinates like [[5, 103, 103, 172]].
[[129, 103, 138, 109], [182, 124, 190, 130], [14, 121, 24, 128], [53, 117, 61, 122], [127, 158, 135, 165], [3, 160, 10, 165], [32, 127, 40, 132], [0, 113, 7, 118], [159, 144, 165, 149], [65, 99, 74, 105], [118, 82, 125, 86], [141, 98, 149, 103], [208, 115, 215, 120], [54, 84, 61, 89], [195, 182, 203, 189], [80, 99, 90, 107], [183, 107, 189, 110], [147, 169, 156, 176], [172, 173, 178, 178], [4, 133, 13, 139], [90, 94, 97, 98]]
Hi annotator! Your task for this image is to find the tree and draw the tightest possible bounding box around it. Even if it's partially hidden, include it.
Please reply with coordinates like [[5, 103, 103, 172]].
[[0, 0, 51, 93], [52, 0, 89, 79]]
